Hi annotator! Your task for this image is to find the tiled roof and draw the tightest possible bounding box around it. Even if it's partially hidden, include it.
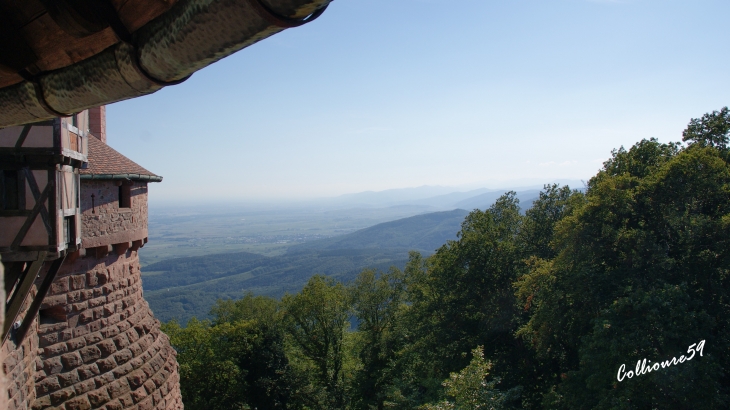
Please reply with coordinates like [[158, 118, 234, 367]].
[[80, 136, 162, 181]]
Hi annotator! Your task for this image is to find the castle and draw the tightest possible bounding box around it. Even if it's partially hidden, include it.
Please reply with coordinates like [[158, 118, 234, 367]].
[[0, 0, 331, 407], [1, 107, 183, 409]]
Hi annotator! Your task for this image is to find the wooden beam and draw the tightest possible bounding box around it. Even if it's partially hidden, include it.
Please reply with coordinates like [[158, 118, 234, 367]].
[[2, 251, 47, 346], [24, 167, 52, 234], [15, 254, 66, 344], [10, 184, 51, 250]]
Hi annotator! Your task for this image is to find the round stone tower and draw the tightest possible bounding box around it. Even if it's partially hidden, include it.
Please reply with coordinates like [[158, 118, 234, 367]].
[[2, 109, 183, 410]]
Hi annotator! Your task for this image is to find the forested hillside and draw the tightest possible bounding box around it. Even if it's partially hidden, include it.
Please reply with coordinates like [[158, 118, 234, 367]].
[[145, 248, 411, 322], [144, 209, 471, 321], [290, 209, 469, 252], [163, 108, 730, 409]]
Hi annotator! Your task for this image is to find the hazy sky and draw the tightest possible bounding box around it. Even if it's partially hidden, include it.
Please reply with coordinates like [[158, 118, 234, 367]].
[[106, 0, 730, 202]]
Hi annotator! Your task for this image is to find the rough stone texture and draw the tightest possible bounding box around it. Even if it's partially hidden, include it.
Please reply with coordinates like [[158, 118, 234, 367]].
[[80, 181, 148, 249], [2, 277, 39, 410], [2, 178, 183, 410]]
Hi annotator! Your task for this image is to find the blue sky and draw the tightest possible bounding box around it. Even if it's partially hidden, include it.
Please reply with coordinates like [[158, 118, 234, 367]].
[[107, 0, 730, 202]]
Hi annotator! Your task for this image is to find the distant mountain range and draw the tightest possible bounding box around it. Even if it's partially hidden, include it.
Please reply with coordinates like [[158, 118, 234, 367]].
[[313, 180, 584, 210]]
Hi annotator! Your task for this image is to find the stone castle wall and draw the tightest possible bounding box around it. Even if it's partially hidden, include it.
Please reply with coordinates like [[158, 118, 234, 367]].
[[2, 178, 183, 410], [39, 251, 181, 410], [3, 250, 183, 410], [80, 181, 149, 249]]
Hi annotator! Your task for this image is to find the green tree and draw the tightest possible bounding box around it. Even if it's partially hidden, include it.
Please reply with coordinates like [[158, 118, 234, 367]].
[[394, 193, 525, 406], [682, 106, 730, 148], [516, 133, 730, 408], [165, 294, 297, 409], [350, 267, 408, 409], [280, 275, 351, 408], [421, 346, 506, 410], [162, 318, 251, 410]]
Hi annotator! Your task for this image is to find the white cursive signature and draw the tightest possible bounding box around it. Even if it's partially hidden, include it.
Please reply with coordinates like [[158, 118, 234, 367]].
[[617, 340, 705, 382]]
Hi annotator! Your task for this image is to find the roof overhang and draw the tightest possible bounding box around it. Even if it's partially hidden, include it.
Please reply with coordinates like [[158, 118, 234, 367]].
[[80, 173, 163, 182], [0, 0, 330, 128]]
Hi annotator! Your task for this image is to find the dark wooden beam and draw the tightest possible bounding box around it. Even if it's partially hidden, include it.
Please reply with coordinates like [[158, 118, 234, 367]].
[[15, 254, 67, 344], [2, 251, 47, 346]]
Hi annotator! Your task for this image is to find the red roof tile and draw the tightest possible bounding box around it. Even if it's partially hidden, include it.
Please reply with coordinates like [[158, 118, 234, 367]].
[[80, 136, 161, 181]]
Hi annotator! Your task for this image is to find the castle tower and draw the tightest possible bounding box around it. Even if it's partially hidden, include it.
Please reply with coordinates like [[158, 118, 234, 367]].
[[1, 109, 183, 410]]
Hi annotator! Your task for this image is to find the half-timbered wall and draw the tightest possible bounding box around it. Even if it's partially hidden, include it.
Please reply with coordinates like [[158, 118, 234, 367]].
[[0, 112, 87, 260]]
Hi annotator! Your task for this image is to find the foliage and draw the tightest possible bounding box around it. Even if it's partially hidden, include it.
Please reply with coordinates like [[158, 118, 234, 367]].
[[165, 108, 730, 410], [163, 295, 296, 410], [682, 106, 730, 148], [516, 133, 730, 408], [350, 267, 408, 409], [280, 275, 351, 409], [421, 346, 505, 410]]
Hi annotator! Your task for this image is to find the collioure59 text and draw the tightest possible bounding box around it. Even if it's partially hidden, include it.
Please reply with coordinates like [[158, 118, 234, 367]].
[[617, 340, 706, 382]]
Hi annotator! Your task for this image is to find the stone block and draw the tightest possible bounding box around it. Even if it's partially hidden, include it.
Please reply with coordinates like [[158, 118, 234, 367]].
[[112, 334, 129, 350], [127, 370, 148, 389], [128, 343, 143, 358], [41, 295, 67, 309], [103, 399, 122, 410], [86, 271, 98, 287], [73, 379, 96, 396], [137, 396, 154, 410], [86, 320, 101, 334], [130, 387, 147, 403], [49, 386, 75, 405], [40, 334, 61, 349], [68, 302, 88, 313], [94, 372, 115, 388], [97, 340, 116, 358], [83, 333, 102, 346], [60, 353, 83, 370], [72, 326, 89, 339], [106, 379, 130, 399], [100, 326, 120, 339], [118, 393, 134, 408], [88, 297, 106, 309], [126, 329, 139, 344], [70, 275, 86, 291], [49, 278, 70, 296], [87, 388, 110, 407], [79, 346, 101, 363], [65, 338, 86, 352], [76, 364, 100, 381], [56, 371, 80, 388], [117, 321, 131, 333], [113, 349, 133, 365], [78, 311, 93, 324], [66, 291, 83, 304], [64, 395, 92, 410], [35, 376, 61, 395], [43, 357, 63, 375], [95, 357, 117, 373], [30, 394, 51, 410]]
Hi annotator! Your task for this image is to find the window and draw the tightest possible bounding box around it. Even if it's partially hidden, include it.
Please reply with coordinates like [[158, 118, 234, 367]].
[[119, 184, 131, 208], [1, 170, 20, 210], [63, 216, 76, 246]]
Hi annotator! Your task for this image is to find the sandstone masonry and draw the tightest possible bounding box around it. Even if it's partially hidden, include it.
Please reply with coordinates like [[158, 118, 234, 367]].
[[2, 111, 182, 410]]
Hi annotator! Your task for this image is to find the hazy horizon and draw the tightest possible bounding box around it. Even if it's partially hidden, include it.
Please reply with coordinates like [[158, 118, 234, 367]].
[[105, 0, 728, 202]]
